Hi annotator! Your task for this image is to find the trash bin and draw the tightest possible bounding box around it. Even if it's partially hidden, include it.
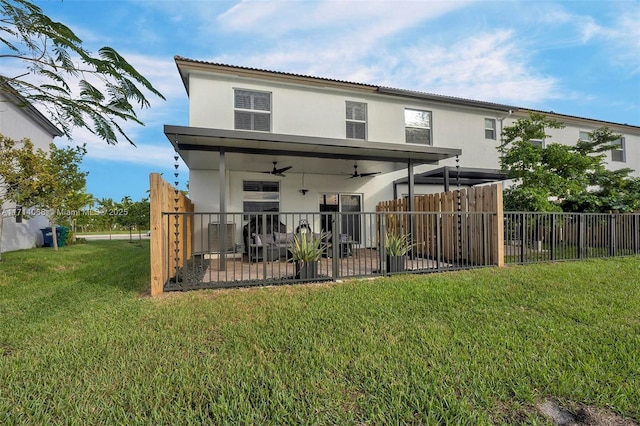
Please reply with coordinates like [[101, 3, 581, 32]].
[[40, 227, 53, 247], [59, 226, 69, 247], [40, 226, 70, 247]]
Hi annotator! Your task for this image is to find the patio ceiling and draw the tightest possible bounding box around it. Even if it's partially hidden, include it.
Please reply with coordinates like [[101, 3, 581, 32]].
[[164, 125, 461, 175], [394, 166, 508, 186], [394, 166, 508, 194]]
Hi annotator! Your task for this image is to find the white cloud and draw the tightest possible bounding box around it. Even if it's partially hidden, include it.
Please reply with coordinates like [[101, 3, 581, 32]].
[[217, 25, 558, 106], [59, 122, 179, 169], [218, 0, 465, 37], [535, 3, 640, 74], [580, 8, 640, 74], [387, 31, 559, 104]]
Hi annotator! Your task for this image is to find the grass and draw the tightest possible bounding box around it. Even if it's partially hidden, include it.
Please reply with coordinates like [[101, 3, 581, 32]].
[[0, 241, 639, 424]]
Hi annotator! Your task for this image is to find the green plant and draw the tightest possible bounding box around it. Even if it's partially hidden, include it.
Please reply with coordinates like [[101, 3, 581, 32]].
[[289, 233, 325, 263], [384, 232, 413, 256]]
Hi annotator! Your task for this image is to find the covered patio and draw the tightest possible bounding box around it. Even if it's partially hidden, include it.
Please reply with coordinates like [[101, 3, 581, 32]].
[[150, 126, 465, 294], [164, 125, 462, 211]]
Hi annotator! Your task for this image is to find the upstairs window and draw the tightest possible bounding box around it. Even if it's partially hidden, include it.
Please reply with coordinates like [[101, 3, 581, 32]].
[[234, 89, 271, 131], [579, 130, 591, 142], [484, 118, 496, 139], [405, 109, 432, 145], [611, 137, 626, 162], [530, 139, 544, 149], [346, 101, 367, 140]]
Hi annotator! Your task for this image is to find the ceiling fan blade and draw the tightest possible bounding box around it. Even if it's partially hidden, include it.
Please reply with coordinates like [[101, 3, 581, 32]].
[[275, 165, 292, 174], [359, 172, 381, 177]]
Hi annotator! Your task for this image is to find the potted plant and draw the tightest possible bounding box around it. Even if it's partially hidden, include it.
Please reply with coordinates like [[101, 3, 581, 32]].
[[289, 233, 326, 279], [384, 232, 413, 273]]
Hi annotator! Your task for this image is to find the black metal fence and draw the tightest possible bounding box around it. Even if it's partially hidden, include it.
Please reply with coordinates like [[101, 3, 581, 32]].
[[504, 212, 640, 264], [161, 211, 639, 291], [162, 211, 500, 291]]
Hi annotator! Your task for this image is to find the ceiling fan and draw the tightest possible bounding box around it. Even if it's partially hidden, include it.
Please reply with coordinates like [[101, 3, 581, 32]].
[[262, 161, 292, 177], [347, 164, 381, 178]]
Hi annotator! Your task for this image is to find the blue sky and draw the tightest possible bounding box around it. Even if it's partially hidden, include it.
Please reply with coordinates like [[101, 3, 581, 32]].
[[31, 0, 640, 202]]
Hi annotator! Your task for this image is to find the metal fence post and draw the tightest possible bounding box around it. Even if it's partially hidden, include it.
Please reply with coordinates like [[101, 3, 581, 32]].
[[332, 212, 339, 279], [520, 213, 525, 263], [379, 214, 387, 275], [634, 214, 640, 255], [609, 214, 616, 257], [578, 214, 584, 260], [261, 213, 267, 279], [435, 213, 441, 271], [549, 213, 556, 261]]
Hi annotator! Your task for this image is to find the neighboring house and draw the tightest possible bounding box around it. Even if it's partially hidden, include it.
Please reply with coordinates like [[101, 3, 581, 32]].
[[164, 56, 639, 249], [0, 87, 63, 253]]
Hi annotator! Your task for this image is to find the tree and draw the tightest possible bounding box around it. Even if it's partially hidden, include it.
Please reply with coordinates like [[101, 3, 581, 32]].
[[58, 186, 95, 239], [96, 197, 118, 236], [0, 135, 39, 259], [28, 143, 88, 249], [0, 0, 165, 145], [118, 197, 150, 242], [499, 113, 639, 212]]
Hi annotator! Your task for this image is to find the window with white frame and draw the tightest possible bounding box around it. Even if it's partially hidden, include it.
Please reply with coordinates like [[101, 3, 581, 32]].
[[611, 137, 626, 162], [405, 109, 432, 145], [530, 139, 544, 149], [234, 89, 271, 131], [484, 118, 496, 139], [346, 101, 367, 140], [243, 181, 280, 215], [579, 130, 591, 142]]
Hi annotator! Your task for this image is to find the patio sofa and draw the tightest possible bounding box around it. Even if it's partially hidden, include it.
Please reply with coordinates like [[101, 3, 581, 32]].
[[243, 217, 332, 263]]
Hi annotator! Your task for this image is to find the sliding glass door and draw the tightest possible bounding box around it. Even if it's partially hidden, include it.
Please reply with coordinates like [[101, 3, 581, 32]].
[[319, 193, 362, 242]]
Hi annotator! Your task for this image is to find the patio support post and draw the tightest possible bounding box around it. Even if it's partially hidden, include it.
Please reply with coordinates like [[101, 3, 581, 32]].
[[219, 148, 226, 271], [443, 166, 450, 192]]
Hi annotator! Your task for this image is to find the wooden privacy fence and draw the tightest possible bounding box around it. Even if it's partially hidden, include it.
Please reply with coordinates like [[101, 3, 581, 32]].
[[149, 173, 194, 296], [376, 183, 504, 266]]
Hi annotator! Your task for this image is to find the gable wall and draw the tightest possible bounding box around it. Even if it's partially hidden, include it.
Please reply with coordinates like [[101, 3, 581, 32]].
[[0, 93, 55, 253]]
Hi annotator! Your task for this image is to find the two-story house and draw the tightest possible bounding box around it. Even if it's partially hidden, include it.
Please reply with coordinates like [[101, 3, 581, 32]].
[[0, 86, 63, 253], [165, 56, 638, 220]]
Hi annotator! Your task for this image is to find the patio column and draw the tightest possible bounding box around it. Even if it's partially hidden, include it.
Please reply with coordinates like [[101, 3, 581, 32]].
[[443, 166, 450, 192], [219, 148, 226, 271]]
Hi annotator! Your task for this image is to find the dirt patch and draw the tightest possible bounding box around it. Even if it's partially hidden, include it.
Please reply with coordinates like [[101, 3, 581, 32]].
[[1, 344, 14, 357], [537, 398, 638, 426]]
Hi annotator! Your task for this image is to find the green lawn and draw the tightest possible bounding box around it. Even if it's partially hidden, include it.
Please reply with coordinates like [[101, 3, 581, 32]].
[[1, 241, 638, 424]]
